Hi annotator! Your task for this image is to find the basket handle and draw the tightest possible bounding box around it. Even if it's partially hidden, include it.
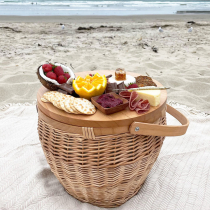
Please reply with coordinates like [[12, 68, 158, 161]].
[[129, 104, 189, 137]]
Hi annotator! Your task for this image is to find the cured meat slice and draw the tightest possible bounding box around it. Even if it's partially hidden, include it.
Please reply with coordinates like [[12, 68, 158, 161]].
[[119, 91, 131, 101], [129, 91, 141, 111], [135, 99, 150, 114], [119, 91, 150, 114], [137, 99, 150, 109]]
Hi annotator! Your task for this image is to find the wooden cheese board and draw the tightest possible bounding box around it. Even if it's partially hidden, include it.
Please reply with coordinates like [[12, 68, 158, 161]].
[[37, 70, 167, 129]]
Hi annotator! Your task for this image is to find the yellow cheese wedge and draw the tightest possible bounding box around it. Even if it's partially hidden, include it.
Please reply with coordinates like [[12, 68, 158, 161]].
[[129, 89, 161, 106]]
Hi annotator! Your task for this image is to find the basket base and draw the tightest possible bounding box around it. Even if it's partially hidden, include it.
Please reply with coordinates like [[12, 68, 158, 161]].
[[38, 116, 166, 208], [65, 182, 144, 208]]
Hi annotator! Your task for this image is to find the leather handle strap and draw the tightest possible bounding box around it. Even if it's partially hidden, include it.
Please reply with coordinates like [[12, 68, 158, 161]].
[[129, 104, 189, 137]]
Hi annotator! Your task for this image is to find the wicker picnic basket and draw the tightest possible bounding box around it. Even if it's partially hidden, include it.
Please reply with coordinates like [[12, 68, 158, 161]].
[[37, 70, 189, 208]]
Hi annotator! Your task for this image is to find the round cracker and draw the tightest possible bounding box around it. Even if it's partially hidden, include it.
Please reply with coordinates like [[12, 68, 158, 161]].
[[68, 97, 81, 114], [60, 100, 70, 113], [49, 92, 62, 109], [44, 91, 67, 110], [43, 91, 59, 103], [71, 100, 82, 114], [60, 95, 73, 113], [41, 97, 49, 103], [53, 94, 67, 110], [74, 98, 96, 115], [64, 97, 77, 114]]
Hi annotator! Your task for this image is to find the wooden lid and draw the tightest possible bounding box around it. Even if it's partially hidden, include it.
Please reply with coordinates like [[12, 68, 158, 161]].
[[37, 70, 167, 128]]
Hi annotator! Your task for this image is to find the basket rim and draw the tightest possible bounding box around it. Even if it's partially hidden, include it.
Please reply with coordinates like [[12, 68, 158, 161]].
[[38, 108, 163, 137]]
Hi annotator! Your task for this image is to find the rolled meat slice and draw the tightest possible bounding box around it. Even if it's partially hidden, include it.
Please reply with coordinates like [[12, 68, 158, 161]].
[[135, 99, 150, 114], [129, 91, 140, 110], [137, 99, 150, 109], [119, 91, 150, 114], [119, 91, 131, 101]]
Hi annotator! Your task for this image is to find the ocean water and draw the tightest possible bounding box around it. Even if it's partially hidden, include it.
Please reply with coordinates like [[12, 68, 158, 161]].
[[0, 0, 210, 16]]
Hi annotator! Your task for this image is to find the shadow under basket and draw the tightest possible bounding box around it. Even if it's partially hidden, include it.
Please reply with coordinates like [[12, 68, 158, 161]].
[[38, 116, 166, 208]]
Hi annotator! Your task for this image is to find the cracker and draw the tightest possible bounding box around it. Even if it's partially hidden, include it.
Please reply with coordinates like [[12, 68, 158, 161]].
[[64, 97, 76, 114], [69, 97, 81, 114], [52, 93, 67, 110], [71, 99, 82, 114], [74, 98, 96, 115], [41, 97, 49, 103], [60, 100, 70, 113], [60, 95, 73, 113], [43, 91, 66, 110], [42, 91, 96, 115], [43, 91, 59, 103]]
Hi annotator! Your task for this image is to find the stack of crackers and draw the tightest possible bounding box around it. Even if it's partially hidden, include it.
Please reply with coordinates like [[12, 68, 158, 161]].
[[41, 91, 96, 115]]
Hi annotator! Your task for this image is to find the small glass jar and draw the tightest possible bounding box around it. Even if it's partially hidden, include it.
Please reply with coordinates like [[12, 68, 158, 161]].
[[115, 68, 126, 81]]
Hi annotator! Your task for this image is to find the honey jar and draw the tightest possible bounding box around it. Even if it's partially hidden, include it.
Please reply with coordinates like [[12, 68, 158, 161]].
[[115, 68, 126, 81]]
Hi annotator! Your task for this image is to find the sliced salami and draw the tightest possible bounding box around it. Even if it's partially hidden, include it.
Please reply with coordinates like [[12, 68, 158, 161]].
[[135, 99, 150, 114], [129, 91, 140, 111], [119, 91, 131, 101], [119, 91, 150, 114], [137, 99, 150, 109]]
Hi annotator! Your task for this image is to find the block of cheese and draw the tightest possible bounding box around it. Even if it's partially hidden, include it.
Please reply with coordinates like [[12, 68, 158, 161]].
[[129, 89, 161, 106]]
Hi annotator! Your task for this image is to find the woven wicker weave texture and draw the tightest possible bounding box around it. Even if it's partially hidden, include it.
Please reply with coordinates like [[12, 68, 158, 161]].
[[38, 116, 166, 208]]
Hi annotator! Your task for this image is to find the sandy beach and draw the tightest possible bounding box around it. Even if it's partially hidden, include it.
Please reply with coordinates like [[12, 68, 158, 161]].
[[0, 14, 210, 113], [1, 13, 210, 210]]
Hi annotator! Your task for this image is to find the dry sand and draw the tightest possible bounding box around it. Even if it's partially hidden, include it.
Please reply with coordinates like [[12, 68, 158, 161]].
[[0, 15, 210, 113]]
